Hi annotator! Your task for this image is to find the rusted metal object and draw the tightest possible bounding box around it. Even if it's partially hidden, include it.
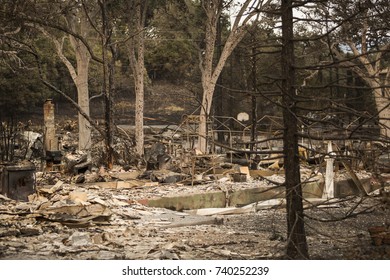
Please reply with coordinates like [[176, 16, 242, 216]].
[[0, 161, 36, 201]]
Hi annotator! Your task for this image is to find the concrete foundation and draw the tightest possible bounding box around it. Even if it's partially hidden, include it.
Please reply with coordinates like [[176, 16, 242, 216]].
[[140, 177, 378, 211]]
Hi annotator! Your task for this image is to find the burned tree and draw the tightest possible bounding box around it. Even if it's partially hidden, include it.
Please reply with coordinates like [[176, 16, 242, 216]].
[[196, 0, 269, 153], [276, 0, 390, 259], [0, 118, 18, 162], [20, 1, 96, 153], [126, 0, 148, 158], [280, 0, 309, 259], [326, 0, 390, 140], [15, 0, 118, 168]]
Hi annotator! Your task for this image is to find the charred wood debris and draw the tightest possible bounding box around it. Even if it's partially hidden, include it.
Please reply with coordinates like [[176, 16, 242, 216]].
[[1, 115, 390, 259]]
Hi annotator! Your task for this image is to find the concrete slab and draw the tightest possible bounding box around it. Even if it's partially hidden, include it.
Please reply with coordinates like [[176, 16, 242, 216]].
[[229, 186, 285, 207], [335, 177, 372, 197], [144, 191, 227, 211], [249, 169, 283, 178], [139, 177, 378, 211], [302, 180, 324, 198]]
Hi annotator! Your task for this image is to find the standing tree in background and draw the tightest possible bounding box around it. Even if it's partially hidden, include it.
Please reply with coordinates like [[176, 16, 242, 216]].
[[301, 0, 390, 139], [126, 0, 148, 157], [15, 0, 118, 167], [18, 0, 97, 153], [196, 0, 270, 153], [63, 3, 94, 153], [326, 0, 390, 139]]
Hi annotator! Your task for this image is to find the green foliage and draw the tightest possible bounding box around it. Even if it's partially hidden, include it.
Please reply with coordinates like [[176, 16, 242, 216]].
[[229, 24, 282, 117], [331, 0, 390, 47], [1, 0, 385, 128], [0, 63, 50, 116], [0, 33, 54, 117], [141, 1, 201, 81], [145, 35, 198, 81]]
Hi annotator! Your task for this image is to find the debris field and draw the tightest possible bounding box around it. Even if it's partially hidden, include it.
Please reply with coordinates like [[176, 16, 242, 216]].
[[1, 166, 389, 260], [1, 116, 390, 260]]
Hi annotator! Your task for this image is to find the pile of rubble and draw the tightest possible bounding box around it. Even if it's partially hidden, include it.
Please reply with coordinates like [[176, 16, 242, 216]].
[[1, 117, 390, 259], [1, 179, 389, 260], [0, 172, 286, 260]]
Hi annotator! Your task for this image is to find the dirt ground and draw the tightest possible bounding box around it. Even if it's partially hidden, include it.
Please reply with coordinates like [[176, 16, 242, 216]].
[[1, 183, 389, 260]]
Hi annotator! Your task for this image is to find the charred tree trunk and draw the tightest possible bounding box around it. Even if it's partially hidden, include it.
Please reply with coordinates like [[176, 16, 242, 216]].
[[214, 0, 224, 144], [281, 0, 309, 259], [250, 41, 257, 151], [100, 0, 114, 169], [197, 0, 263, 153]]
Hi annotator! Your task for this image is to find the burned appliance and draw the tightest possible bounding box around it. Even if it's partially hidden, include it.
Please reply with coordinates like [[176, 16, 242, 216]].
[[0, 162, 36, 201]]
